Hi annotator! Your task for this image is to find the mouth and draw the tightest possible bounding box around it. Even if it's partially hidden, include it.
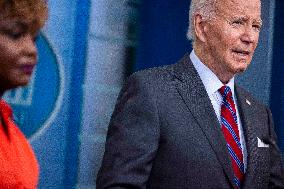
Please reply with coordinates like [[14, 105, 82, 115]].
[[20, 64, 36, 75], [232, 49, 251, 57]]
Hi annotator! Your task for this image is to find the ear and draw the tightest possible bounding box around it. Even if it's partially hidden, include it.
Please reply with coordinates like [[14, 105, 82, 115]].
[[194, 14, 208, 43]]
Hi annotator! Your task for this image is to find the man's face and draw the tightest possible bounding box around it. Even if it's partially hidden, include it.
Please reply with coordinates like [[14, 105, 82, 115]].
[[0, 18, 38, 90], [204, 0, 262, 79]]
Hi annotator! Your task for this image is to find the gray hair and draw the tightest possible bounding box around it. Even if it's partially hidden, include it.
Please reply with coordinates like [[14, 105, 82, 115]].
[[187, 0, 217, 42]]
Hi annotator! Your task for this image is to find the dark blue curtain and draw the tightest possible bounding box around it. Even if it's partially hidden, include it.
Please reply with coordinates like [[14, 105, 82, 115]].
[[135, 0, 192, 71], [270, 1, 284, 151]]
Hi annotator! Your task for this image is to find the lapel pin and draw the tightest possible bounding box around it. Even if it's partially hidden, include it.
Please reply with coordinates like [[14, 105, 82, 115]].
[[246, 99, 251, 106]]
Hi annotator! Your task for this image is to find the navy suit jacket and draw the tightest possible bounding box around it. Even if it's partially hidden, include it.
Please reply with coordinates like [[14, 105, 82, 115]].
[[97, 54, 284, 189]]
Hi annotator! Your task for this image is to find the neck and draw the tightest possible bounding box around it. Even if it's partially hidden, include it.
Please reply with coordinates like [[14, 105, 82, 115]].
[[194, 43, 233, 84]]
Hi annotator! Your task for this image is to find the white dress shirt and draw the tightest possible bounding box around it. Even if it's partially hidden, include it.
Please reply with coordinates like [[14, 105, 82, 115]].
[[190, 50, 247, 171]]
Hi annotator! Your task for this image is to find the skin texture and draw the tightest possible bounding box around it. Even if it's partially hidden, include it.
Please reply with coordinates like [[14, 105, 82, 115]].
[[0, 0, 48, 95], [194, 0, 262, 83], [0, 18, 38, 92]]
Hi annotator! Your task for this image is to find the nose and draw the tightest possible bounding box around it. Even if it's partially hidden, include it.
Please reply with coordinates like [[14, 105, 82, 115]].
[[22, 34, 38, 59], [240, 26, 259, 45]]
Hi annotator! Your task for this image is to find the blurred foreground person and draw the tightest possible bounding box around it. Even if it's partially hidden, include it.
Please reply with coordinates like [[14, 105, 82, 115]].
[[0, 0, 47, 188], [97, 0, 284, 188]]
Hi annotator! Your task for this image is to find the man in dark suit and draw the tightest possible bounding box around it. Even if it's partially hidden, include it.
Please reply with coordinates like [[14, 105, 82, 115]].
[[97, 0, 284, 188]]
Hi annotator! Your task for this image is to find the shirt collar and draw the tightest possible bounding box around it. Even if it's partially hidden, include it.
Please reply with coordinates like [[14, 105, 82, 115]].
[[190, 49, 235, 96]]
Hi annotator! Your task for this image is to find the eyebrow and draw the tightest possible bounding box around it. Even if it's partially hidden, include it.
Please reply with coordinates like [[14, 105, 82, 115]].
[[13, 21, 29, 31], [256, 19, 263, 26], [231, 16, 263, 25], [0, 20, 29, 30]]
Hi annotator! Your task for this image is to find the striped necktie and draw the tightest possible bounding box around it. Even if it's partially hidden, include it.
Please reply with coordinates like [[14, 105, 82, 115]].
[[219, 86, 244, 189]]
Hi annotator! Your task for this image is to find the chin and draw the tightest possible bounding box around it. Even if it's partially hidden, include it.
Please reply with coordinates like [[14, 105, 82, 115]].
[[19, 76, 32, 85], [18, 81, 30, 87], [233, 61, 250, 73], [12, 79, 31, 88], [0, 78, 30, 91], [233, 66, 248, 74]]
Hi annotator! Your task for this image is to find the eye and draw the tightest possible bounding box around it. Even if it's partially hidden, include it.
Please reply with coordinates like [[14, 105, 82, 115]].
[[252, 24, 261, 31], [233, 21, 241, 24], [231, 20, 244, 26], [0, 21, 30, 40], [0, 27, 26, 40], [7, 30, 26, 39]]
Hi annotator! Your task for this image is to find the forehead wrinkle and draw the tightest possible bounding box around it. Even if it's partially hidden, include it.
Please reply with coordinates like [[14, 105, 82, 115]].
[[215, 0, 261, 21]]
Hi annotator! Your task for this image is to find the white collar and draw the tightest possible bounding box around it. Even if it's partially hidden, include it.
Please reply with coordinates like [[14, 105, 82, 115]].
[[190, 49, 235, 96]]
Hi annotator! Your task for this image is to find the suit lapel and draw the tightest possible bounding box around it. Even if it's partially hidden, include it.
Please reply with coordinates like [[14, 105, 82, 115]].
[[235, 86, 262, 188], [172, 55, 235, 186]]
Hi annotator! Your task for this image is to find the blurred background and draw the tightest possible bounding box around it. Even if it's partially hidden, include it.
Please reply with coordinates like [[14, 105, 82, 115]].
[[2, 0, 284, 188]]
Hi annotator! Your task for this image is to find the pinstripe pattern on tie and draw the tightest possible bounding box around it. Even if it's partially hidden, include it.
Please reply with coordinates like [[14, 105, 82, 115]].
[[219, 86, 244, 189]]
